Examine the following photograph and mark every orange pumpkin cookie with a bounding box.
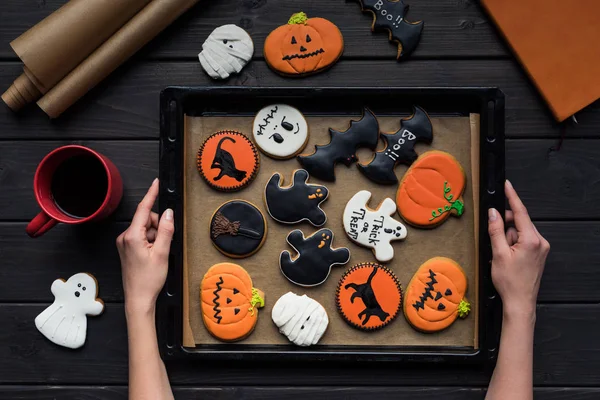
[200,263,265,342]
[197,130,259,192]
[336,263,402,331]
[404,257,470,333]
[396,150,466,228]
[264,12,344,77]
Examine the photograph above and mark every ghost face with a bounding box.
[253,104,308,158]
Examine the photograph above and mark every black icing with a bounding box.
[210,136,247,182]
[280,228,350,286]
[265,169,329,226]
[345,267,390,325]
[412,269,437,311]
[298,108,379,181]
[435,291,442,301]
[445,288,452,296]
[437,303,446,311]
[358,106,433,184]
[210,200,266,257]
[234,308,240,315]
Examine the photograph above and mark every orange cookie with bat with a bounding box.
[396,150,466,228]
[403,257,470,333]
[200,263,265,342]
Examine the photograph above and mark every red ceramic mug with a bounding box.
[26,145,123,238]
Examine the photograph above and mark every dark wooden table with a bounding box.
[1,0,599,398]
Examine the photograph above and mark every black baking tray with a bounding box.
[158,87,505,364]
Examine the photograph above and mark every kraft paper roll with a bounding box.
[38,0,201,119]
[2,0,153,111]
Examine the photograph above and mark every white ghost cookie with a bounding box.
[343,190,407,262]
[198,25,254,80]
[253,104,309,159]
[35,273,104,349]
[272,292,328,346]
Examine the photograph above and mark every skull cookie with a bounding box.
[272,292,328,346]
[34,273,104,349]
[253,104,309,159]
[198,25,254,80]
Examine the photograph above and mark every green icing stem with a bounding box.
[429,181,465,221]
[249,288,265,316]
[288,12,308,25]
[458,299,471,318]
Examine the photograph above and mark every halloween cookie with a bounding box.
[253,104,309,159]
[336,263,402,331]
[200,263,265,342]
[358,106,433,184]
[35,273,104,349]
[264,12,344,77]
[280,228,350,287]
[265,169,329,227]
[197,130,259,192]
[198,25,254,80]
[298,108,380,181]
[396,150,466,228]
[404,257,470,333]
[343,190,407,263]
[272,292,329,346]
[210,200,267,258]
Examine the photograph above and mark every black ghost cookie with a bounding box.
[264,169,329,227]
[297,108,380,182]
[280,228,350,287]
[358,106,433,184]
[210,200,267,258]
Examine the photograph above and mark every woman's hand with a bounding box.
[488,180,550,319]
[117,179,174,316]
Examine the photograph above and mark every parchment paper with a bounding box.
[182,114,480,348]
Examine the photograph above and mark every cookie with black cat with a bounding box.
[197,130,260,192]
[336,262,402,331]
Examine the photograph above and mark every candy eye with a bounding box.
[291,36,297,45]
[82,287,86,291]
[78,283,81,288]
[306,34,312,43]
[223,40,228,44]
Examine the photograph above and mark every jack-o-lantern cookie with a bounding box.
[396,150,466,228]
[404,257,470,333]
[264,12,344,77]
[197,131,260,192]
[336,263,402,331]
[253,104,309,159]
[201,263,265,342]
[272,292,329,346]
[210,200,267,258]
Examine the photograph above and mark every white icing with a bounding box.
[198,25,254,80]
[271,292,328,346]
[343,190,407,262]
[34,273,104,349]
[253,104,308,158]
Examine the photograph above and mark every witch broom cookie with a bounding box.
[404,257,470,333]
[280,228,350,287]
[201,263,265,342]
[343,190,407,262]
[272,292,328,346]
[210,200,267,258]
[253,104,309,159]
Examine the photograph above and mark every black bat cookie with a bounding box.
[354,0,424,59]
[297,108,379,182]
[265,169,329,227]
[280,229,351,287]
[358,106,433,184]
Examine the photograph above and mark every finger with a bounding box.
[488,208,510,258]
[131,179,159,230]
[505,180,536,236]
[505,210,514,224]
[147,228,158,243]
[146,212,159,230]
[506,227,518,246]
[153,209,175,259]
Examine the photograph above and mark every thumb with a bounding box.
[488,208,510,258]
[154,209,175,259]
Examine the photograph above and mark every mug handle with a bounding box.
[26,212,58,238]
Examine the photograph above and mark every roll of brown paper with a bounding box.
[38,0,201,119]
[1,0,153,111]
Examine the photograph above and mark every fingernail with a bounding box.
[505,179,513,189]
[153,178,159,185]
[488,208,497,221]
[165,209,173,221]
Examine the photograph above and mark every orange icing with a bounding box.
[403,257,468,333]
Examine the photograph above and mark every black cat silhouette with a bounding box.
[211,137,247,182]
[344,267,390,325]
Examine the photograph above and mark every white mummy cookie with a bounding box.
[34,273,104,349]
[343,190,407,262]
[253,104,309,159]
[272,292,328,346]
[198,25,254,80]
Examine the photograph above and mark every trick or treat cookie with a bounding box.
[35,273,104,349]
[343,190,407,263]
[252,104,309,159]
[352,0,424,59]
[396,150,466,228]
[264,169,329,227]
[210,200,267,258]
[298,108,380,181]
[358,106,433,184]
[404,257,470,333]
[264,12,344,77]
[200,262,265,342]
[197,130,259,192]
[272,292,329,346]
[198,25,254,80]
[336,263,402,331]
[280,228,350,287]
